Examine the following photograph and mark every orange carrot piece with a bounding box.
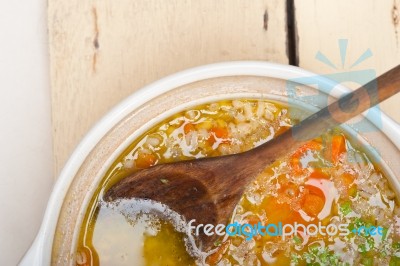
[208,127,230,144]
[206,240,230,265]
[340,172,355,186]
[331,134,346,163]
[290,156,303,175]
[338,172,356,196]
[290,140,323,175]
[292,140,323,158]
[302,193,325,217]
[183,123,196,134]
[212,127,229,138]
[309,169,330,180]
[135,153,157,168]
[301,184,325,217]
[263,196,302,224]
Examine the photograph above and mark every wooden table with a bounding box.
[49,0,400,175]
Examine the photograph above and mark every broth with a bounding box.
[76,99,400,265]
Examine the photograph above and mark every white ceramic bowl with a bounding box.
[20,61,400,265]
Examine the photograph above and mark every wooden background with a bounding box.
[49,0,400,175]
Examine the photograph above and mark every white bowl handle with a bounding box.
[18,233,43,266]
[382,116,400,150]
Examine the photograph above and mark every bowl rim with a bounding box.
[20,61,400,265]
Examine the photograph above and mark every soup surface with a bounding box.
[76,99,400,265]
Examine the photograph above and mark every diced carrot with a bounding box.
[305,184,325,199]
[290,140,323,175]
[340,172,355,186]
[135,153,157,168]
[292,140,323,158]
[275,181,325,218]
[301,185,325,217]
[309,169,330,180]
[302,194,325,217]
[264,197,302,224]
[206,240,230,265]
[290,156,304,175]
[331,134,346,163]
[211,126,229,138]
[208,127,230,144]
[183,123,196,134]
[337,172,356,196]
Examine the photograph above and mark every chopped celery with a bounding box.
[340,201,352,216]
[361,257,373,266]
[293,235,302,245]
[390,256,400,266]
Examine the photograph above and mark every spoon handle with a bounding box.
[247,65,400,162]
[293,64,400,141]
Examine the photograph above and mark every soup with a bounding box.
[76,99,400,265]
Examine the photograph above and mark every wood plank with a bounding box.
[49,0,289,176]
[295,0,400,122]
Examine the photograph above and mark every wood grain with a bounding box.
[48,0,289,176]
[295,0,400,122]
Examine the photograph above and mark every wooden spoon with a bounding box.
[105,65,400,251]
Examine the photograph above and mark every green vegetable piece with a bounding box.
[359,244,368,253]
[381,227,389,240]
[301,245,345,265]
[390,256,400,266]
[354,218,364,227]
[290,253,300,264]
[366,236,375,250]
[309,243,320,254]
[361,257,373,266]
[293,235,302,245]
[213,240,221,247]
[340,201,352,216]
